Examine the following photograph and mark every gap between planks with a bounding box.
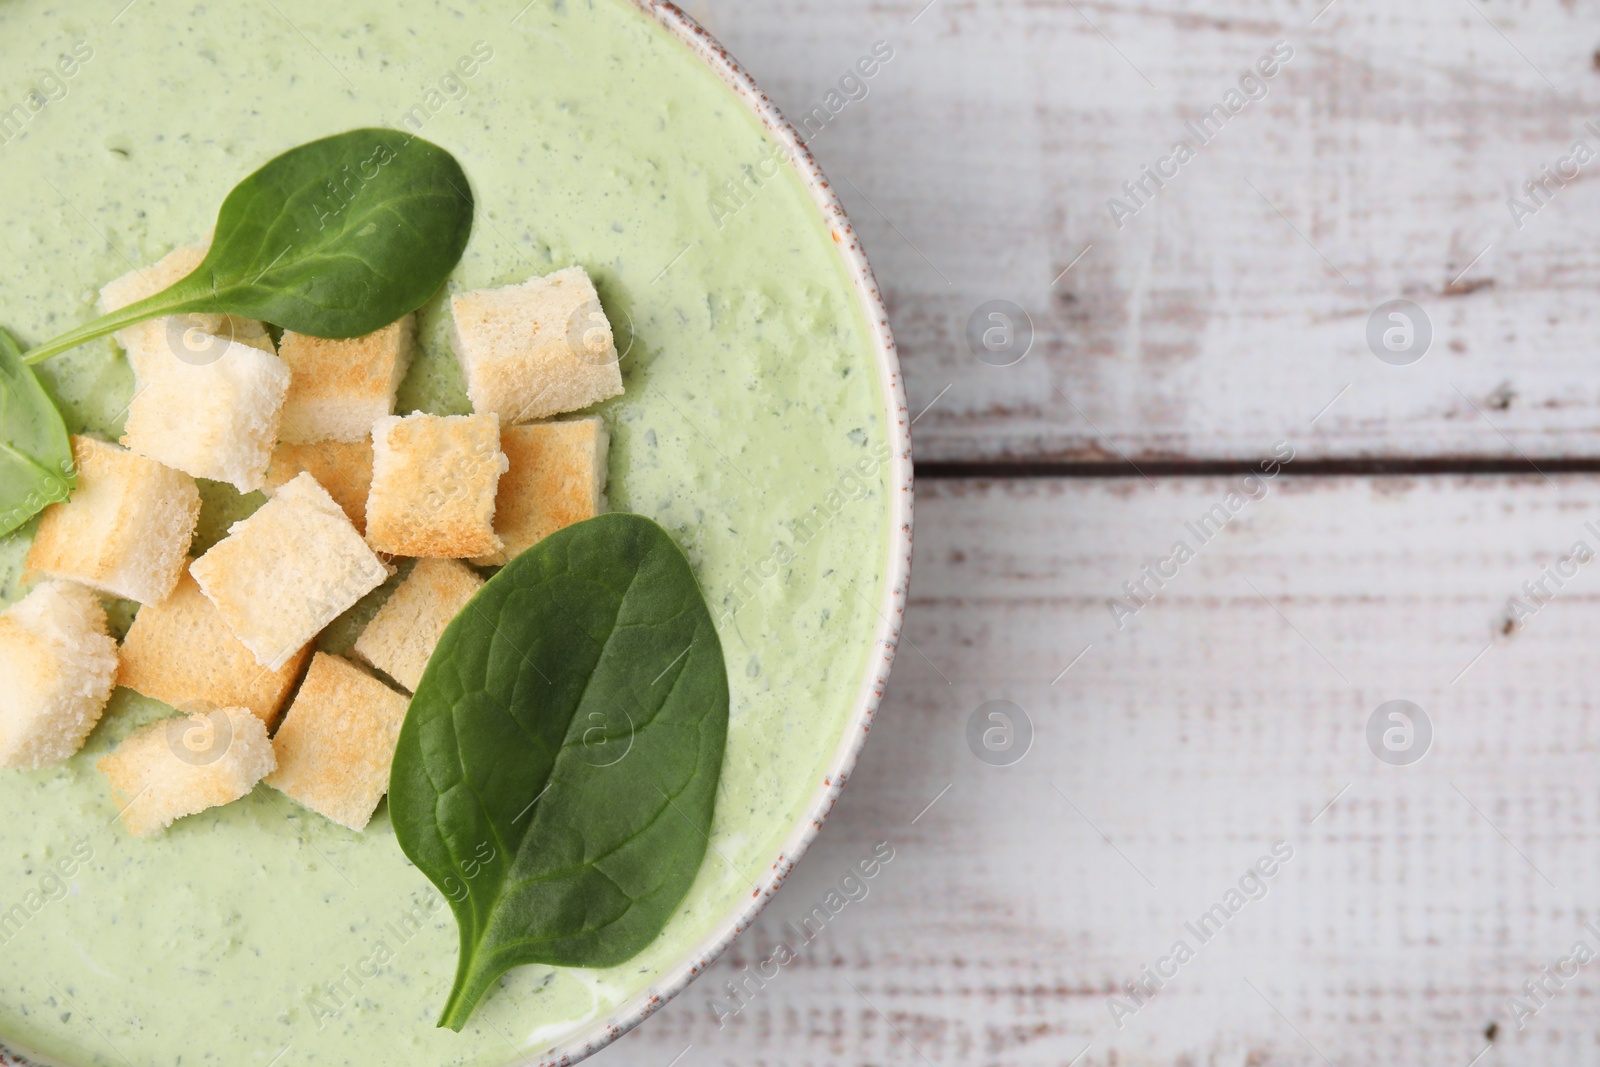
[916,457,1600,480]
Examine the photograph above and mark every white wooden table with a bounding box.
[598,2,1600,1063]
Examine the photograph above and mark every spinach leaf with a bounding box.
[0,327,74,538]
[23,129,473,365]
[389,513,730,1031]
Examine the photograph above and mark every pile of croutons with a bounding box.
[0,244,622,838]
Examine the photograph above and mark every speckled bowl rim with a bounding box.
[0,3,909,1065]
[520,4,912,1064]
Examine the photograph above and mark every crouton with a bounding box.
[266,653,408,831]
[352,559,483,692]
[264,439,374,534]
[117,569,312,729]
[365,413,508,558]
[449,267,624,424]
[120,336,291,493]
[98,243,274,378]
[190,473,390,671]
[0,582,118,769]
[26,436,200,605]
[472,416,609,567]
[277,317,415,444]
[98,243,204,329]
[97,707,275,837]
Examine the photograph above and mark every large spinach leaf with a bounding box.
[389,513,730,1030]
[23,128,473,364]
[0,327,74,538]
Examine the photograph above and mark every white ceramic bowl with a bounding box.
[0,4,910,1064]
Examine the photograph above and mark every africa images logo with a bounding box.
[0,40,94,148]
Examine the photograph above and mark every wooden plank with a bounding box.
[696,0,1600,463]
[591,475,1600,1065]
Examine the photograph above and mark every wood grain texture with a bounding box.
[695,0,1600,463]
[590,476,1600,1066]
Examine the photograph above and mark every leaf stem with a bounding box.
[21,284,213,365]
[438,947,498,1032]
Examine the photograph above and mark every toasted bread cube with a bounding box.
[352,559,483,692]
[266,653,408,831]
[0,582,118,769]
[97,707,275,837]
[278,317,415,444]
[472,417,610,567]
[117,570,311,729]
[26,436,200,605]
[191,473,389,671]
[449,266,624,424]
[365,413,508,558]
[264,440,374,534]
[120,336,291,493]
[99,243,274,378]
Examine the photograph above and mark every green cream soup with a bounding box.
[0,1,891,1063]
